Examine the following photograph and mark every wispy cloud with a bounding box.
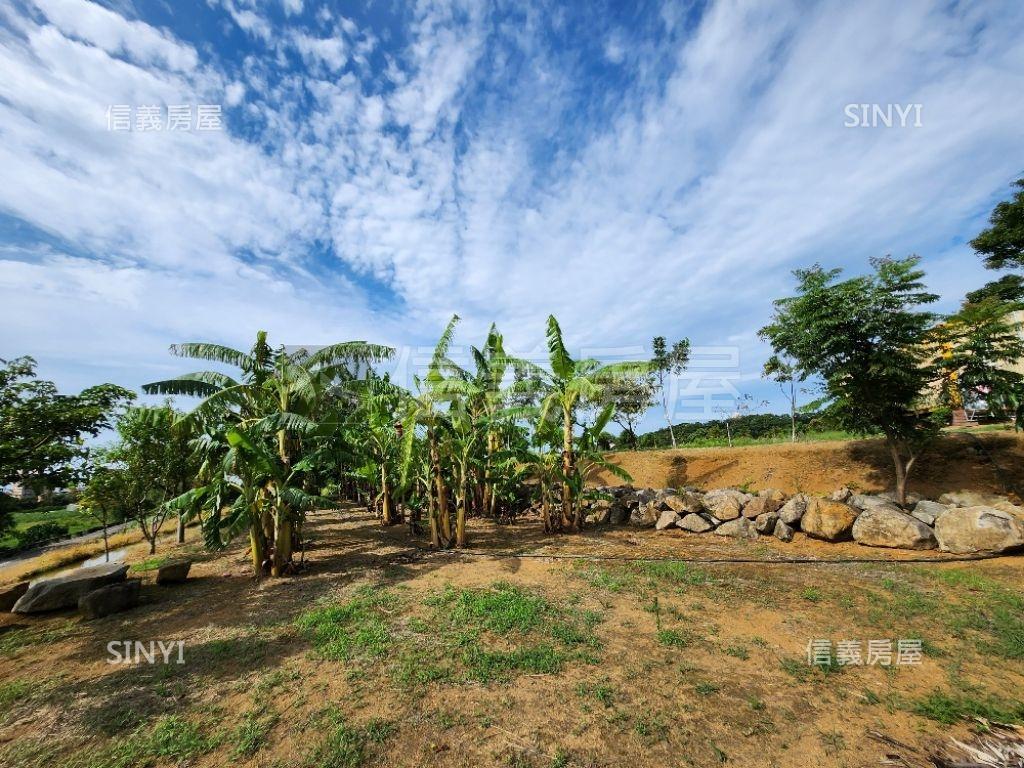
[1,0,1022,423]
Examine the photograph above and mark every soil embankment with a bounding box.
[594,432,1024,499]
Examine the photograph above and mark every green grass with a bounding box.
[306,708,395,768]
[0,620,76,657]
[231,708,279,758]
[632,560,714,586]
[301,582,603,687]
[910,691,1024,725]
[130,556,169,573]
[930,569,1024,660]
[296,586,398,661]
[0,679,32,712]
[656,628,692,648]
[576,680,616,707]
[0,505,105,550]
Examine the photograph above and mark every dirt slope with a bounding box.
[594,432,1024,499]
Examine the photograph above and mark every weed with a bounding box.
[910,691,1024,725]
[695,682,720,696]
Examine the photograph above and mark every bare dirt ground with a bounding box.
[595,432,1024,499]
[1,502,1023,768]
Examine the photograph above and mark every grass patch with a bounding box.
[130,556,169,573]
[910,691,1024,725]
[0,620,76,657]
[932,569,1024,660]
[632,560,713,586]
[296,586,398,661]
[306,708,395,768]
[0,679,32,713]
[656,628,692,648]
[232,707,279,758]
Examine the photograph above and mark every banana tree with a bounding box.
[537,315,648,532]
[145,331,392,576]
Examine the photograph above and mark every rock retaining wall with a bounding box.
[574,486,1024,555]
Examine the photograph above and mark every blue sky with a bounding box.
[1,0,1023,432]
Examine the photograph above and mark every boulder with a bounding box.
[800,499,859,542]
[678,513,714,533]
[629,501,659,527]
[703,491,744,521]
[655,511,681,531]
[829,487,853,503]
[851,506,938,550]
[743,495,782,520]
[773,520,795,542]
[778,494,808,525]
[0,581,30,612]
[877,490,922,506]
[714,517,758,540]
[754,510,779,535]
[934,506,1024,554]
[79,579,141,620]
[586,499,613,525]
[13,563,129,614]
[760,488,789,504]
[850,494,899,511]
[663,491,704,515]
[937,490,1006,508]
[911,500,947,527]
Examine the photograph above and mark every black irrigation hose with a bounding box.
[391,544,1013,566]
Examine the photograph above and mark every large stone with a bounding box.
[937,490,1006,508]
[851,506,938,550]
[79,579,141,620]
[663,491,704,515]
[850,494,900,511]
[934,506,1024,554]
[0,581,30,612]
[13,563,129,614]
[714,517,759,540]
[911,500,948,527]
[773,520,795,542]
[703,491,744,521]
[743,496,782,520]
[877,490,922,506]
[678,513,714,533]
[655,511,681,531]
[829,487,853,503]
[156,560,192,585]
[778,494,808,525]
[630,501,660,527]
[760,488,789,504]
[754,510,779,535]
[800,499,859,542]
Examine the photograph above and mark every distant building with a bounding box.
[7,482,37,502]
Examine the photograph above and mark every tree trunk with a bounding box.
[886,435,911,507]
[427,487,440,547]
[271,511,293,577]
[249,525,266,577]
[429,433,450,546]
[789,380,797,442]
[456,477,467,548]
[176,513,186,544]
[561,404,575,531]
[662,388,677,449]
[380,465,396,526]
[102,523,110,562]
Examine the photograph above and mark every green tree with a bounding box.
[0,356,133,533]
[759,256,941,505]
[935,297,1024,426]
[104,405,197,555]
[762,355,809,442]
[650,336,691,449]
[971,178,1024,270]
[538,316,645,531]
[603,375,657,449]
[144,332,391,575]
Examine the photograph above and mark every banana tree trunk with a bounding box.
[456,475,468,548]
[561,403,574,531]
[271,507,293,577]
[429,432,451,546]
[427,484,440,547]
[380,464,396,526]
[249,524,267,577]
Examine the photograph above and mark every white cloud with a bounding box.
[2,0,1024,424]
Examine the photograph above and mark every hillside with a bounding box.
[593,431,1024,499]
